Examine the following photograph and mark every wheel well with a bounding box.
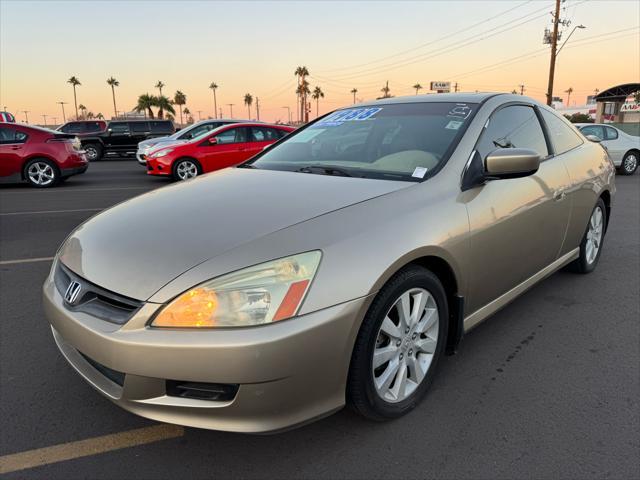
[21,156,60,180]
[600,190,611,232]
[407,256,463,354]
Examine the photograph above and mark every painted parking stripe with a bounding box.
[0,207,104,216]
[0,256,54,265]
[0,424,184,474]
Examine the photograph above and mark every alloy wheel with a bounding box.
[176,160,198,180]
[585,206,604,265]
[27,161,55,186]
[85,146,98,161]
[372,288,439,403]
[623,153,638,174]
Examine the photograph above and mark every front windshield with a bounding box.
[249,102,477,181]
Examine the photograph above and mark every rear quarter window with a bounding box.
[150,121,174,134]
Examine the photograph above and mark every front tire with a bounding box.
[618,150,638,175]
[172,158,201,181]
[84,143,103,161]
[24,158,59,188]
[568,198,607,274]
[347,265,448,421]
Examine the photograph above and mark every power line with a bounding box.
[316,0,534,74]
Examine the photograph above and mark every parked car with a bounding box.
[137,119,249,166]
[0,123,88,187]
[78,119,174,161]
[146,123,294,180]
[0,111,16,123]
[576,123,640,175]
[57,120,108,136]
[44,93,615,432]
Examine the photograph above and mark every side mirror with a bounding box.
[208,137,218,145]
[485,148,540,179]
[585,134,602,143]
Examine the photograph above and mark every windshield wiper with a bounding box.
[295,165,353,177]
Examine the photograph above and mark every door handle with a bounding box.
[10,146,22,150]
[553,190,566,202]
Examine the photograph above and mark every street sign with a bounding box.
[430,81,451,93]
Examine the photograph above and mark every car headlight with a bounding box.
[149,148,173,158]
[151,251,321,328]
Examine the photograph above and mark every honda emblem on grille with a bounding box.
[64,281,82,305]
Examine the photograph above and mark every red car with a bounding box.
[0,123,88,187]
[146,123,294,180]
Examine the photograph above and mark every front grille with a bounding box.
[55,262,142,325]
[80,352,125,386]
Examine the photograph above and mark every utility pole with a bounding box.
[519,84,525,95]
[545,0,561,106]
[57,101,68,122]
[22,111,29,123]
[219,107,223,118]
[52,116,58,125]
[41,114,48,125]
[227,104,234,118]
[197,110,203,121]
[454,82,459,93]
[255,97,260,121]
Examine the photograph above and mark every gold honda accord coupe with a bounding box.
[44,93,615,433]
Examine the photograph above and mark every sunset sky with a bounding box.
[1,0,638,124]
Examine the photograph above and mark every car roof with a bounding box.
[355,92,504,108]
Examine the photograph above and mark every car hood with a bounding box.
[58,168,410,300]
[139,136,178,149]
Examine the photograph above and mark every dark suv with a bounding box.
[76,120,175,161]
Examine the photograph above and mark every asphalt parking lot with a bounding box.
[0,161,638,479]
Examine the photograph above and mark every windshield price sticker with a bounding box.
[445,120,463,130]
[447,104,472,120]
[412,166,428,178]
[315,107,382,127]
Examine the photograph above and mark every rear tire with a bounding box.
[172,158,201,181]
[24,158,59,188]
[568,198,607,274]
[618,150,638,175]
[347,265,448,421]
[84,143,103,161]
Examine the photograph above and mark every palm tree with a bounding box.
[173,91,187,125]
[107,77,119,118]
[413,83,423,95]
[380,81,391,98]
[134,93,156,118]
[294,66,310,122]
[78,104,87,119]
[244,93,253,119]
[67,76,81,120]
[350,88,358,104]
[155,80,165,96]
[565,87,574,106]
[183,107,192,124]
[96,113,104,119]
[312,86,324,118]
[209,82,219,119]
[87,111,95,119]
[154,95,175,119]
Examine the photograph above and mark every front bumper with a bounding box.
[43,270,370,433]
[145,157,172,176]
[136,151,147,165]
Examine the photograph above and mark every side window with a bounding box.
[580,125,604,140]
[250,127,282,142]
[0,127,28,144]
[277,128,290,139]
[215,127,246,144]
[62,123,84,134]
[182,124,213,140]
[150,121,171,134]
[130,122,149,133]
[109,122,129,133]
[539,109,583,155]
[604,127,619,140]
[85,122,104,132]
[476,105,549,159]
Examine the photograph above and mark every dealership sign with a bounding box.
[620,94,640,113]
[430,81,451,92]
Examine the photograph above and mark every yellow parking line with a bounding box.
[0,424,184,474]
[0,256,54,265]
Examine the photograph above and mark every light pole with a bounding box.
[41,114,48,126]
[57,101,68,122]
[227,104,234,118]
[22,111,30,123]
[556,24,586,56]
[52,116,58,125]
[282,106,291,124]
[197,110,203,121]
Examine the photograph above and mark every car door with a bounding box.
[129,122,150,149]
[602,126,625,165]
[0,126,28,178]
[464,104,572,313]
[105,122,130,151]
[197,127,249,172]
